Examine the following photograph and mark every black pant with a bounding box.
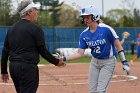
[9,62,39,93]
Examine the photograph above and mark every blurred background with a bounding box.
[0,0,140,53]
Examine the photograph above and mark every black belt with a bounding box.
[95,57,108,59]
[93,56,114,59]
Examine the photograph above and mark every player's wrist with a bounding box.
[122,60,129,66]
[118,50,126,62]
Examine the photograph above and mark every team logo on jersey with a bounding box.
[83,36,89,41]
[99,34,103,36]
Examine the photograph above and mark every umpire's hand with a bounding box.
[56,58,66,67]
[1,74,9,83]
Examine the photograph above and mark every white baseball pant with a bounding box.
[89,56,116,93]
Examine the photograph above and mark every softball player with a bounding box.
[62,5,130,93]
[130,33,140,65]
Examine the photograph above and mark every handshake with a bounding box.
[53,53,66,67]
[122,61,130,75]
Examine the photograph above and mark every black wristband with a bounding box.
[122,60,128,65]
[118,50,126,62]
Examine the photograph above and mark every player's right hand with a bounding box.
[122,61,130,75]
[56,58,66,67]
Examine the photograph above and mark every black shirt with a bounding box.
[1,19,59,74]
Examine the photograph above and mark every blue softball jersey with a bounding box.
[78,23,119,59]
[137,38,140,57]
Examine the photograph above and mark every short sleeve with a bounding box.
[78,33,88,49]
[107,27,118,43]
[138,38,140,42]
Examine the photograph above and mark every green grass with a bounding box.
[40,53,140,64]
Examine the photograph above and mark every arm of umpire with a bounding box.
[34,26,65,67]
[63,48,85,61]
[37,45,66,67]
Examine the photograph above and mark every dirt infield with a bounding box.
[0,62,140,93]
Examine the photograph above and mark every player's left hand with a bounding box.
[122,61,130,75]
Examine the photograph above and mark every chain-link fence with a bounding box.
[0,27,140,54]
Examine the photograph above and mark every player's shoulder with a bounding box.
[99,23,111,29]
[82,27,89,33]
[98,23,115,32]
[79,27,89,37]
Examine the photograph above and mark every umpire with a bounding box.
[1,0,65,93]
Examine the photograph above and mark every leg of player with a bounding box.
[89,57,116,93]
[89,57,100,92]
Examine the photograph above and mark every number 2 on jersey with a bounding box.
[94,46,101,53]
